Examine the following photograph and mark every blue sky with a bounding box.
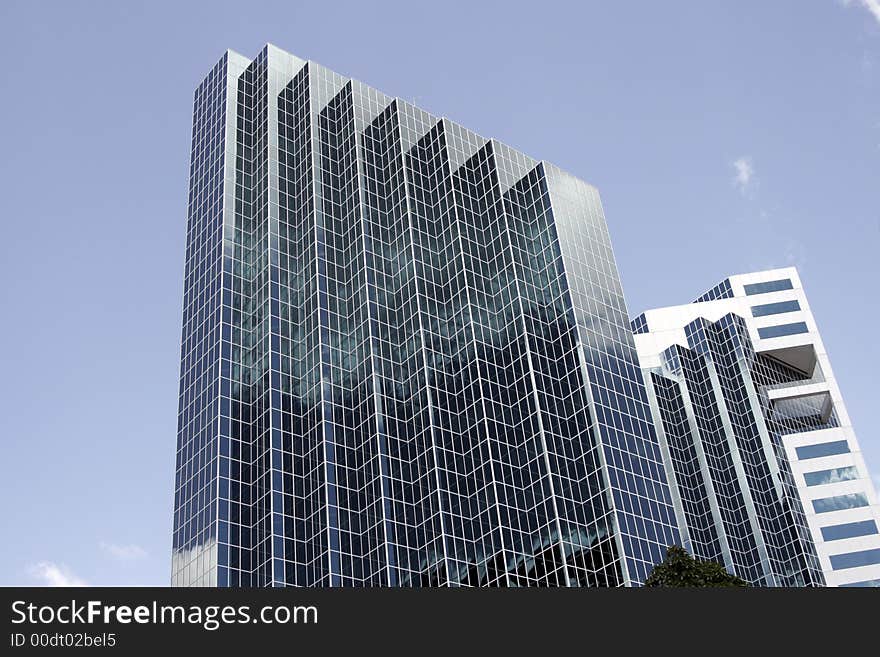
[0,1,877,586]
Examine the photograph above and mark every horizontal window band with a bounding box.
[796,440,850,460]
[804,466,859,486]
[757,322,808,339]
[821,520,878,542]
[830,548,880,571]
[840,578,880,587]
[813,493,869,514]
[744,278,794,295]
[751,299,801,317]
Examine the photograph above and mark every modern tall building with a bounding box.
[172,44,681,587]
[633,268,880,587]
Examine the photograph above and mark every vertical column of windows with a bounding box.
[173,56,229,587]
[542,167,679,584]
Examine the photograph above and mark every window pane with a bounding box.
[751,300,801,317]
[821,520,878,541]
[804,466,859,486]
[830,548,880,571]
[796,440,850,460]
[758,322,808,339]
[812,493,869,514]
[744,278,793,295]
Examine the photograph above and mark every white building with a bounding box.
[633,267,880,587]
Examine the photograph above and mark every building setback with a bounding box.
[172,44,680,587]
[634,268,880,587]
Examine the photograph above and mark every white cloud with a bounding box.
[842,0,880,25]
[732,156,756,195]
[28,562,88,587]
[100,542,148,562]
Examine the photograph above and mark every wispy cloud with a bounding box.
[28,562,88,587]
[732,156,756,196]
[841,0,880,26]
[100,542,148,562]
[782,239,808,269]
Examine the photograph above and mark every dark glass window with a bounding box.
[830,548,880,571]
[796,440,850,460]
[757,322,808,339]
[693,279,733,303]
[631,313,648,335]
[744,278,794,295]
[750,300,801,317]
[820,520,878,541]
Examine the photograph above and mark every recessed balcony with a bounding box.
[767,383,834,424]
[760,343,817,378]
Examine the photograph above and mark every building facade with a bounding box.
[172,44,681,587]
[634,268,880,587]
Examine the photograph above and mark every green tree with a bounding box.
[645,546,749,587]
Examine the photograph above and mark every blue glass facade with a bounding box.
[172,45,680,587]
[172,53,244,587]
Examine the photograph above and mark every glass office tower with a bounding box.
[172,44,680,587]
[634,268,880,587]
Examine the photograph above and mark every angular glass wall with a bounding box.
[173,44,680,587]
